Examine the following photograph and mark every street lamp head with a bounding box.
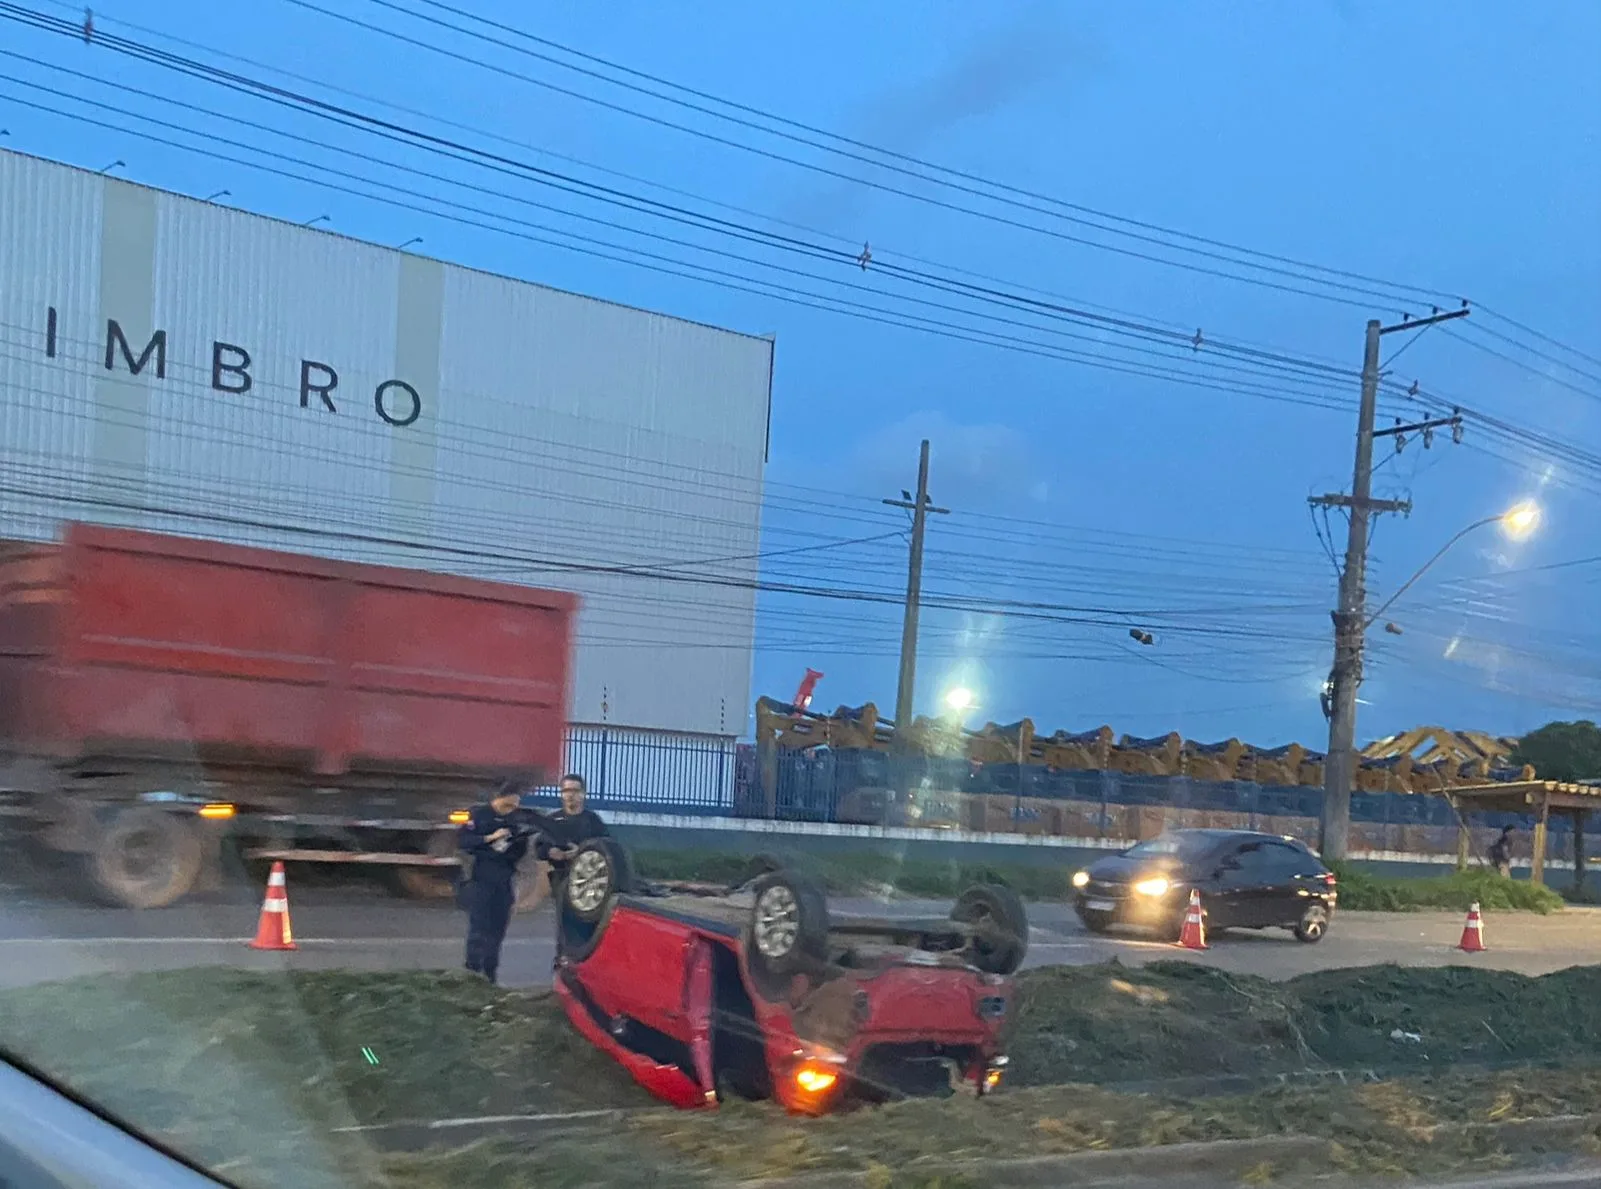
[943,686,974,712]
[1500,499,1540,541]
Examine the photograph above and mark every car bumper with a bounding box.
[1074,888,1183,927]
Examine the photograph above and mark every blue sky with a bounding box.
[3,0,1598,749]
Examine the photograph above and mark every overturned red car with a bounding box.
[550,840,1027,1113]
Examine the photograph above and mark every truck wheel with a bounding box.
[952,884,1029,975]
[394,830,460,900]
[88,807,203,909]
[744,871,829,998]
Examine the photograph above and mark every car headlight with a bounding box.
[1132,876,1171,897]
[1071,870,1090,888]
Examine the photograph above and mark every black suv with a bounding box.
[1071,829,1336,943]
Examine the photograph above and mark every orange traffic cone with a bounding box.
[249,861,297,951]
[1458,901,1486,953]
[1176,889,1207,950]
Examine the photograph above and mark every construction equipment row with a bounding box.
[754,698,1533,794]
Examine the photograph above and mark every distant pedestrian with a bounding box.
[537,774,609,958]
[1488,824,1516,878]
[457,780,530,984]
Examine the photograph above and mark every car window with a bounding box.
[1259,841,1316,878]
[1125,834,1214,861]
[1227,842,1269,874]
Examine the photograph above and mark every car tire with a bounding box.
[744,871,829,996]
[952,884,1029,975]
[1294,904,1329,944]
[563,838,634,924]
[1076,907,1114,934]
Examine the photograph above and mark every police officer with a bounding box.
[537,774,609,956]
[458,780,530,984]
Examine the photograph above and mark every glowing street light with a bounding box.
[943,686,975,713]
[1500,499,1540,541]
[1366,499,1543,628]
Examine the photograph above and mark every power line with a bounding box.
[0,82,1394,422]
[0,21,1383,396]
[313,0,1459,310]
[8,2,1590,463]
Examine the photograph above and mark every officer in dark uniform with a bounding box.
[536,773,609,957]
[457,780,531,984]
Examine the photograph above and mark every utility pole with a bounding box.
[884,439,949,739]
[1309,306,1469,860]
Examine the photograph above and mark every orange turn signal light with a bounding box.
[985,1068,1004,1090]
[448,810,471,825]
[794,1063,838,1094]
[197,802,236,820]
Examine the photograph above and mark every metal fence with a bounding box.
[519,733,1575,862]
[728,748,1575,859]
[534,725,739,814]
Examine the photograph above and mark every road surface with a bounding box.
[4,859,1601,989]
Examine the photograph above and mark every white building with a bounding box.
[0,148,774,758]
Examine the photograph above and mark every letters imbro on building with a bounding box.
[43,305,424,428]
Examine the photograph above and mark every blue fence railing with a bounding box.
[729,749,1574,850]
[522,734,1569,853]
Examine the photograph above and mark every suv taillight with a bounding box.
[1323,872,1337,887]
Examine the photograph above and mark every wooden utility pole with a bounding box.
[1310,307,1468,860]
[884,439,948,739]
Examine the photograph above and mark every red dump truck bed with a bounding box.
[0,523,577,780]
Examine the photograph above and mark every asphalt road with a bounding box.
[5,864,1601,990]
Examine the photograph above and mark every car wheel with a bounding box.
[952,884,1030,975]
[564,839,634,924]
[744,871,829,996]
[1076,907,1114,934]
[1294,904,1329,943]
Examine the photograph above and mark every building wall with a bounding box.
[0,149,773,738]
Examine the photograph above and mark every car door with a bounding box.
[1207,841,1263,927]
[1257,841,1326,926]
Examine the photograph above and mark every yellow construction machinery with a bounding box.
[754,697,1533,794]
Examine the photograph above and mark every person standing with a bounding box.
[457,780,530,984]
[537,774,609,955]
[1489,824,1516,879]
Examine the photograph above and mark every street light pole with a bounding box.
[1311,306,1471,861]
[885,441,949,744]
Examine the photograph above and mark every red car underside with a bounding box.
[553,894,1011,1112]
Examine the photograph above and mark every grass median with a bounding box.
[631,845,1567,913]
[1329,861,1565,913]
[7,962,1601,1186]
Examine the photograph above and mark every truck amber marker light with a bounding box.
[448,810,471,825]
[197,803,236,819]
